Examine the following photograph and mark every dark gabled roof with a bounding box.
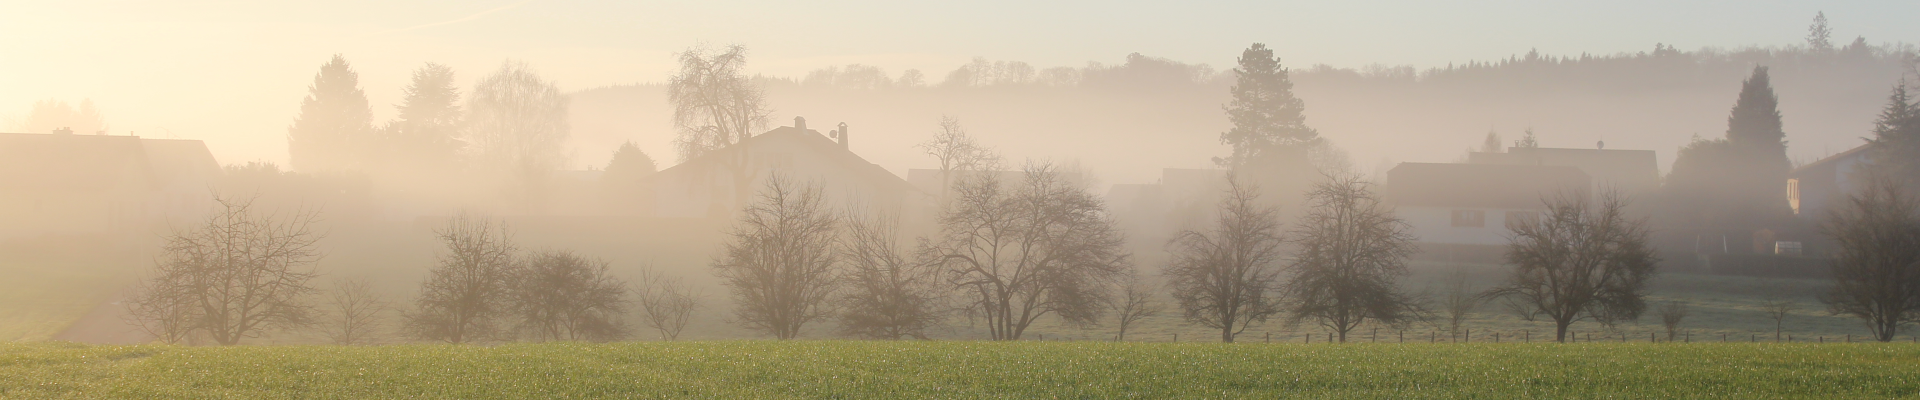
[1387,162,1591,209]
[652,125,920,194]
[0,132,220,193]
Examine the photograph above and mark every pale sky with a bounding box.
[3,0,1916,168]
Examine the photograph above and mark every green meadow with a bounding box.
[3,341,1916,399]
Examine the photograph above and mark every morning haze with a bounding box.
[4,2,1920,398]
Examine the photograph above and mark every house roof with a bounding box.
[0,132,220,193]
[1468,147,1659,192]
[1790,142,1873,178]
[652,124,920,194]
[1387,162,1591,209]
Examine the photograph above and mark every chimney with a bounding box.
[794,116,807,130]
[53,127,73,135]
[836,122,849,149]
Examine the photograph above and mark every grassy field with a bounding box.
[2,341,1917,399]
[0,237,142,342]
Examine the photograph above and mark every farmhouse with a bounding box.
[1787,142,1872,220]
[1387,162,1590,262]
[637,117,928,220]
[0,130,220,244]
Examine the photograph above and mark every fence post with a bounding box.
[1305,333,1310,344]
[1171,333,1176,343]
[1494,332,1500,343]
[1650,332,1655,342]
[1265,332,1270,343]
[1465,329,1470,343]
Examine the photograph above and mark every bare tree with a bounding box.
[714,176,840,339]
[930,163,1130,340]
[126,196,322,345]
[1163,177,1285,342]
[1440,268,1480,338]
[635,267,701,341]
[669,44,773,212]
[1487,191,1659,342]
[1819,176,1920,341]
[916,115,1000,198]
[404,214,517,343]
[1282,175,1425,342]
[321,277,390,345]
[511,250,630,342]
[465,61,571,212]
[1659,300,1689,341]
[1760,294,1797,341]
[837,211,946,340]
[1111,267,1161,342]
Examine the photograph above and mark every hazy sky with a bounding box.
[3,0,1915,168]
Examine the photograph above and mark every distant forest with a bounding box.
[572,39,1917,186]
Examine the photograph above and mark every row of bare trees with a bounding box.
[129,203,701,345]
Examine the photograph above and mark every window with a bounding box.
[1451,210,1485,227]
[1504,211,1540,229]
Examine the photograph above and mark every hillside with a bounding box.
[569,45,1917,186]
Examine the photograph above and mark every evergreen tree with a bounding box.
[1864,82,1920,189]
[385,63,463,170]
[1661,67,1795,233]
[287,54,374,172]
[1724,66,1795,223]
[1480,130,1504,153]
[1217,43,1317,169]
[603,141,657,185]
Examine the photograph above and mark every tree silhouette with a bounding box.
[287,54,373,172]
[1488,191,1659,342]
[668,45,773,214]
[1819,176,1920,342]
[1282,175,1424,342]
[383,63,463,170]
[1863,82,1920,190]
[1217,43,1316,169]
[1164,177,1286,342]
[714,175,841,340]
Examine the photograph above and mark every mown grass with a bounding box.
[2,341,1915,399]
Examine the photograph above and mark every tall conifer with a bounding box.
[1218,43,1316,169]
[287,54,374,172]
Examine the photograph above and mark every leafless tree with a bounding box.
[1486,191,1659,342]
[714,176,840,339]
[511,250,630,342]
[916,115,1000,198]
[465,61,570,174]
[1760,294,1797,341]
[404,214,517,343]
[1819,176,1920,341]
[635,267,701,341]
[1111,267,1161,342]
[1282,175,1425,342]
[1440,268,1480,337]
[1163,177,1285,342]
[1659,300,1689,341]
[669,45,772,213]
[837,211,946,340]
[126,196,322,345]
[321,277,390,345]
[930,163,1130,340]
[465,61,571,212]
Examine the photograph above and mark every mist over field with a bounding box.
[5,7,1920,399]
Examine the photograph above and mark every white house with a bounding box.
[1387,162,1590,262]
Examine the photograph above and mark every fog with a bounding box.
[5,8,1919,345]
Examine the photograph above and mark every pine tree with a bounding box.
[1724,66,1794,224]
[603,141,657,184]
[1218,43,1317,169]
[1865,82,1920,189]
[288,54,374,172]
[1480,130,1504,153]
[385,63,463,170]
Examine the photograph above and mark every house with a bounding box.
[638,117,928,221]
[0,131,220,243]
[1788,142,1872,220]
[1467,146,1660,197]
[1103,168,1230,248]
[1387,162,1591,262]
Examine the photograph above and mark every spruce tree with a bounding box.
[386,63,463,169]
[287,54,374,172]
[1865,82,1920,188]
[1218,43,1316,169]
[1724,66,1794,225]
